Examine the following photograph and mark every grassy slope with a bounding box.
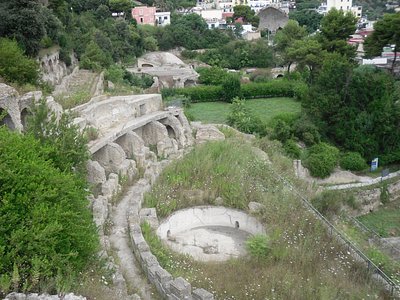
[185,97,301,124]
[143,137,389,299]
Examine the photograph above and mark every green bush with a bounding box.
[246,235,270,260]
[197,66,228,85]
[0,127,98,293]
[311,190,342,217]
[174,85,224,102]
[105,65,125,84]
[293,115,321,146]
[222,74,241,103]
[181,49,197,59]
[303,143,339,178]
[227,97,266,135]
[340,152,367,171]
[241,80,298,99]
[284,139,302,159]
[0,38,39,85]
[59,48,72,67]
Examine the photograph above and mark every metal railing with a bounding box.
[267,164,400,297]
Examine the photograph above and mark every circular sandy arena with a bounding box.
[156,206,265,261]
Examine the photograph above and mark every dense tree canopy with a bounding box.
[318,9,357,58]
[289,9,322,33]
[364,12,400,71]
[303,55,400,162]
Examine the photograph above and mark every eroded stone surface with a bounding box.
[157,206,265,261]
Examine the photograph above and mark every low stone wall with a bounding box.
[4,293,85,300]
[127,179,214,300]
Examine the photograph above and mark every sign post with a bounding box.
[371,158,379,172]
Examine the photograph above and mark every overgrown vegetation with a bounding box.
[0,106,98,296]
[142,138,389,298]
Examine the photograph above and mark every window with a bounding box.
[164,16,168,20]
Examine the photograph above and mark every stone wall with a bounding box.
[39,49,77,86]
[5,293,85,300]
[0,83,42,132]
[258,7,289,32]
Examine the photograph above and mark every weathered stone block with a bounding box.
[169,277,192,299]
[140,208,159,230]
[192,289,214,300]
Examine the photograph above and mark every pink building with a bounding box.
[131,6,156,25]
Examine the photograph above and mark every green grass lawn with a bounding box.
[357,203,400,237]
[185,97,301,124]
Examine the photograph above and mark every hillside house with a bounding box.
[132,7,170,26]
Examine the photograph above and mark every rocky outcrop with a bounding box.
[39,49,77,86]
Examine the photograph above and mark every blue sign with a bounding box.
[371,158,379,171]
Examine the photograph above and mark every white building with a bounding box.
[193,9,227,28]
[318,0,362,17]
[154,11,171,26]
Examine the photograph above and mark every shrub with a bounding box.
[303,143,339,178]
[340,152,367,171]
[271,119,293,143]
[0,127,98,293]
[293,115,321,146]
[0,38,39,85]
[176,85,224,102]
[222,74,241,103]
[246,235,270,260]
[197,66,228,85]
[181,49,197,59]
[227,97,266,135]
[311,190,342,217]
[241,80,296,99]
[59,48,72,67]
[105,65,125,84]
[284,139,302,159]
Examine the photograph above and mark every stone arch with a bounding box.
[184,79,196,87]
[159,116,186,149]
[142,63,154,68]
[276,74,284,78]
[0,107,16,130]
[165,125,176,139]
[20,108,30,131]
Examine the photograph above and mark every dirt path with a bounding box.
[109,183,156,300]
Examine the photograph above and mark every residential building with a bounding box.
[193,9,227,28]
[155,11,171,26]
[131,7,171,26]
[318,0,362,18]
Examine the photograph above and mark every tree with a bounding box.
[274,20,307,72]
[303,55,400,162]
[233,5,259,27]
[364,12,400,72]
[289,9,322,33]
[0,38,39,85]
[0,0,46,56]
[318,9,357,58]
[286,37,325,82]
[109,0,132,13]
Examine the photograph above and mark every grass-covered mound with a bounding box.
[143,136,389,299]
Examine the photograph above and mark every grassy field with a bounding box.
[357,202,400,237]
[185,97,301,124]
[143,136,390,299]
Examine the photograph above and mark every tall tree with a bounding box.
[233,5,259,27]
[318,8,357,58]
[289,9,323,33]
[364,12,400,72]
[274,20,307,72]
